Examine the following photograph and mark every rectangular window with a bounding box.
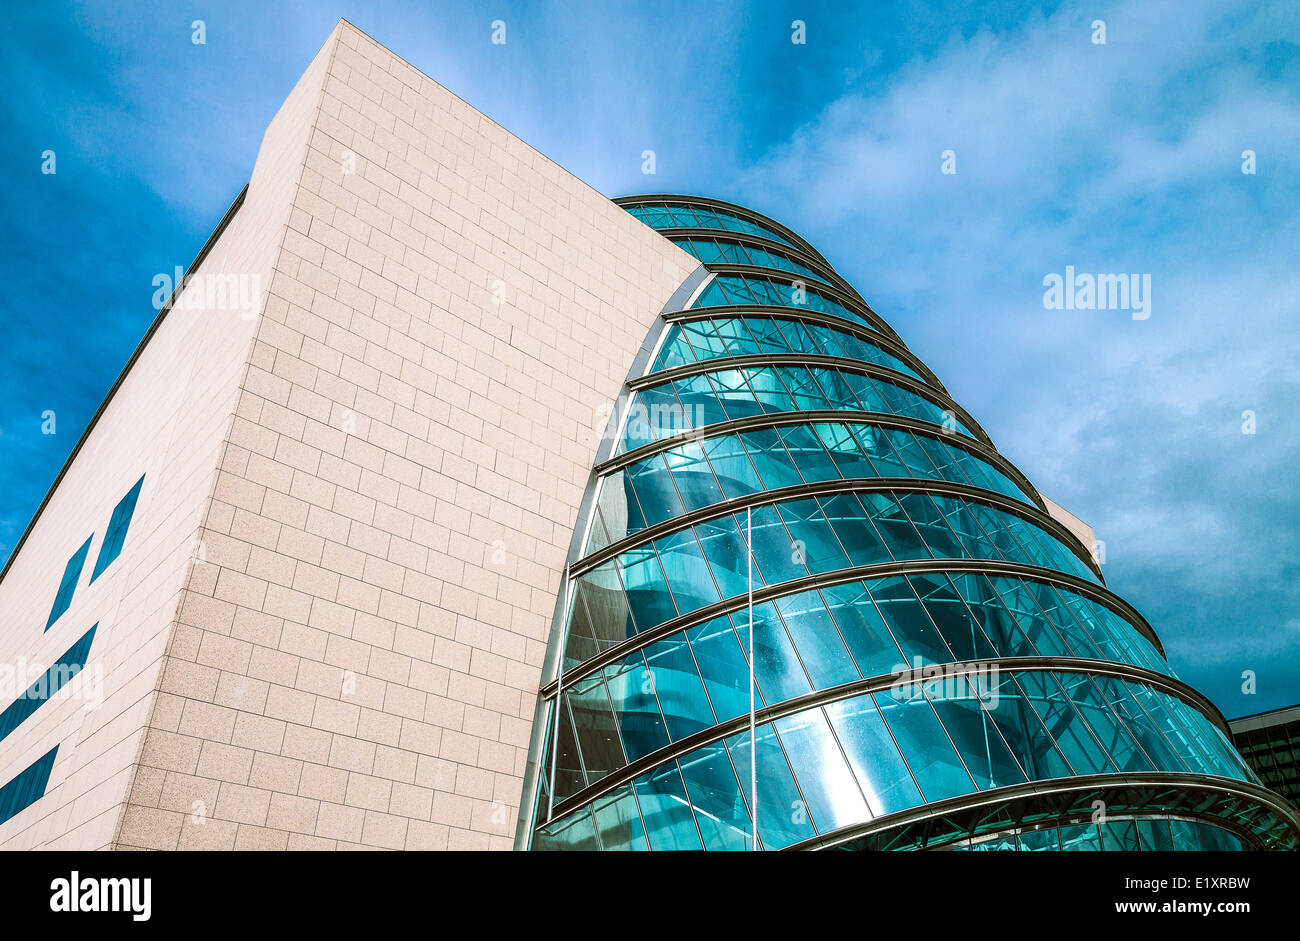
[46,536,93,631]
[0,746,58,826]
[0,625,97,744]
[90,475,145,582]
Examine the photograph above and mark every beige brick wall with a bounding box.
[104,20,696,850]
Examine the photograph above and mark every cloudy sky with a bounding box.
[2,0,1297,718]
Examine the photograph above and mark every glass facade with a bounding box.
[520,196,1300,851]
[1230,705,1300,808]
[618,362,976,454]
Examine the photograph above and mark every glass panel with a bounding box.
[824,696,924,815]
[774,710,871,832]
[686,615,757,722]
[642,633,714,741]
[591,785,647,851]
[678,742,750,850]
[632,763,704,850]
[604,651,670,762]
[773,589,860,689]
[740,427,804,491]
[567,674,625,786]
[975,671,1075,781]
[819,493,893,567]
[547,698,585,800]
[743,504,807,586]
[1015,670,1116,775]
[656,527,721,615]
[777,498,851,574]
[725,725,817,849]
[926,682,1028,791]
[734,603,811,704]
[618,545,676,632]
[626,454,682,528]
[535,806,599,850]
[820,581,908,679]
[1058,823,1103,850]
[907,572,998,662]
[662,442,722,513]
[1135,817,1174,850]
[868,576,953,666]
[695,514,752,601]
[701,434,763,499]
[874,690,977,802]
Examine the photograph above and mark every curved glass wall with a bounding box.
[588,420,1036,555]
[937,818,1247,851]
[626,201,804,251]
[618,363,975,454]
[668,236,834,287]
[651,316,925,382]
[546,573,1178,802]
[533,670,1255,851]
[519,195,1300,851]
[569,490,1101,651]
[695,273,875,332]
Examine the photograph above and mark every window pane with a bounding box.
[774,710,871,832]
[591,785,648,851]
[725,725,817,849]
[774,589,860,689]
[687,616,758,722]
[824,696,923,815]
[821,581,907,679]
[632,763,704,850]
[678,743,750,850]
[534,807,599,850]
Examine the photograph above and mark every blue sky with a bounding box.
[2,0,1297,718]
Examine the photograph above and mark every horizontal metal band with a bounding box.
[541,657,1234,826]
[570,476,1099,585]
[786,771,1300,852]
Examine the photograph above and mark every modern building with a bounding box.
[0,20,1294,852]
[1231,705,1300,809]
[513,197,1299,852]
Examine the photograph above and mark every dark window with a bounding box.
[0,625,97,744]
[91,475,145,582]
[0,747,58,826]
[46,537,92,631]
